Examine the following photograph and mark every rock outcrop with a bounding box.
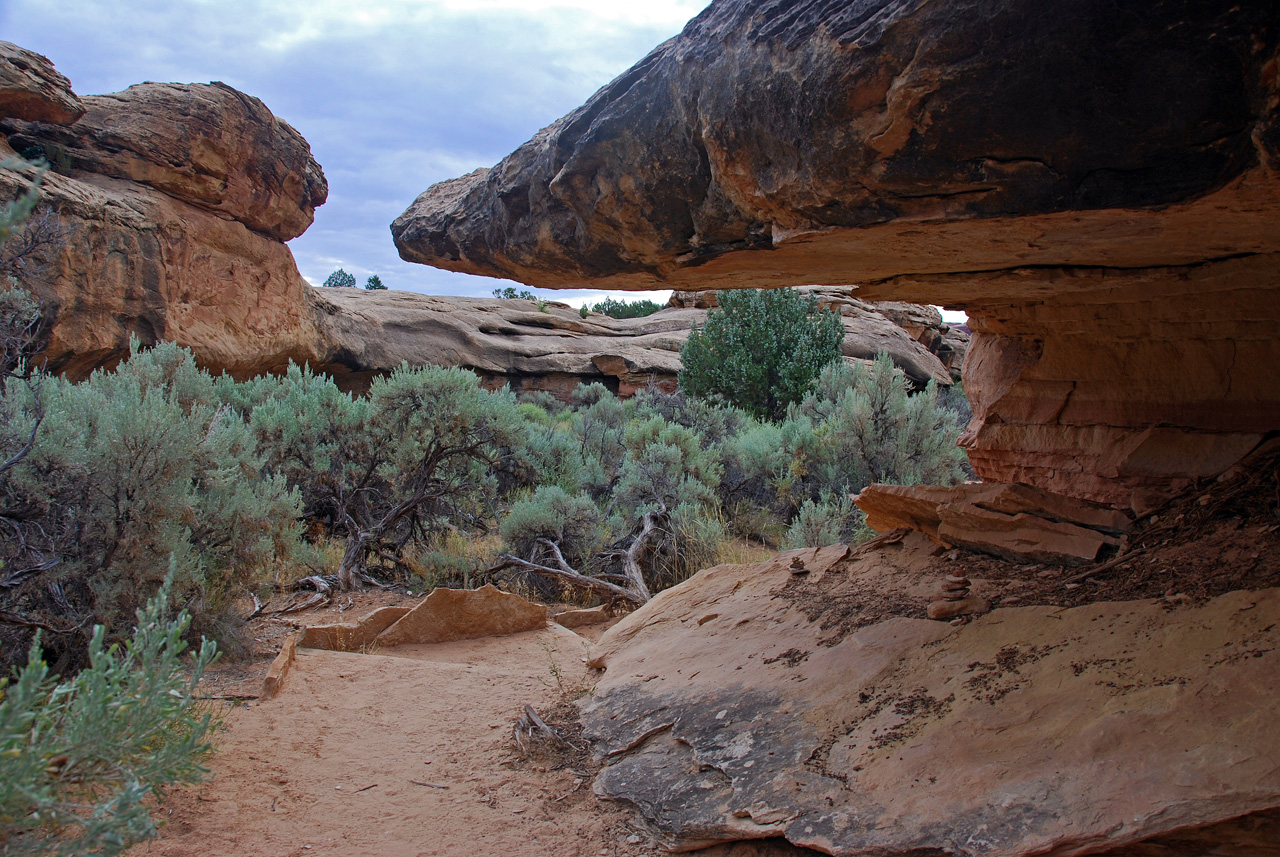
[583,543,1280,855]
[0,50,327,379]
[856,482,1132,565]
[308,287,959,396]
[392,0,1280,509]
[0,42,83,125]
[374,585,546,647]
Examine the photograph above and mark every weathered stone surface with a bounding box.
[857,482,1131,564]
[307,287,958,395]
[375,585,546,647]
[260,633,297,700]
[4,81,326,241]
[583,546,1280,855]
[393,0,1280,508]
[0,42,84,126]
[392,1,1279,290]
[0,72,327,380]
[554,604,614,629]
[299,605,411,652]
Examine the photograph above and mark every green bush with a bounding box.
[588,297,664,319]
[501,486,604,567]
[790,355,968,498]
[322,268,356,288]
[0,343,301,665]
[492,286,536,300]
[679,289,844,421]
[363,274,386,290]
[249,363,523,588]
[781,494,870,550]
[0,576,217,856]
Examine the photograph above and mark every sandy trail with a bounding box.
[134,623,661,857]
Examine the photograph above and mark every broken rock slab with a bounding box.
[856,482,1132,564]
[554,605,614,629]
[582,541,1280,856]
[375,585,546,647]
[300,605,411,652]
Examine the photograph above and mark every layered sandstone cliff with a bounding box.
[0,42,327,378]
[392,0,1280,510]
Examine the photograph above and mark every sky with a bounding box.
[1,0,708,307]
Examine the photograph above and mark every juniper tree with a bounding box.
[679,288,844,421]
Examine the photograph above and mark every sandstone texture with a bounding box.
[308,286,959,396]
[0,66,327,380]
[374,585,546,647]
[583,543,1280,855]
[299,605,412,652]
[0,43,961,396]
[393,0,1280,508]
[857,482,1132,565]
[0,42,83,126]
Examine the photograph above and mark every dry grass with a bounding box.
[717,536,777,566]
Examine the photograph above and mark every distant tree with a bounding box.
[679,289,844,421]
[322,268,356,288]
[364,274,386,290]
[589,297,664,319]
[493,286,536,300]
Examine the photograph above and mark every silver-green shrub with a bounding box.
[0,575,217,856]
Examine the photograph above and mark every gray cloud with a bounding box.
[0,0,705,302]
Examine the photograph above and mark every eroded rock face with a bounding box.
[4,81,326,241]
[0,42,83,126]
[307,287,960,396]
[393,0,1280,508]
[0,70,326,379]
[583,544,1280,855]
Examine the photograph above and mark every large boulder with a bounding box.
[4,82,326,240]
[0,42,83,126]
[583,543,1280,855]
[392,0,1280,509]
[0,68,327,379]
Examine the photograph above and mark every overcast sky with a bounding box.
[1,0,709,307]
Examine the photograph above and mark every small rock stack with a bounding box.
[927,571,988,621]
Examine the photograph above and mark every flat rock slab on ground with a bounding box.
[375,584,547,647]
[583,541,1280,855]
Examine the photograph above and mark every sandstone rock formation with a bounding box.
[0,43,961,399]
[299,605,412,652]
[583,544,1280,855]
[0,51,327,379]
[856,482,1132,565]
[0,42,83,125]
[374,585,546,647]
[393,0,1280,509]
[309,286,958,396]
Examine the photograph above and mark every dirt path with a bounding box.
[134,624,663,857]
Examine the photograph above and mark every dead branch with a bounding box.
[489,553,646,605]
[0,608,88,634]
[621,508,666,603]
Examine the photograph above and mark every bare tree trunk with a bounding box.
[621,510,664,603]
[336,536,366,591]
